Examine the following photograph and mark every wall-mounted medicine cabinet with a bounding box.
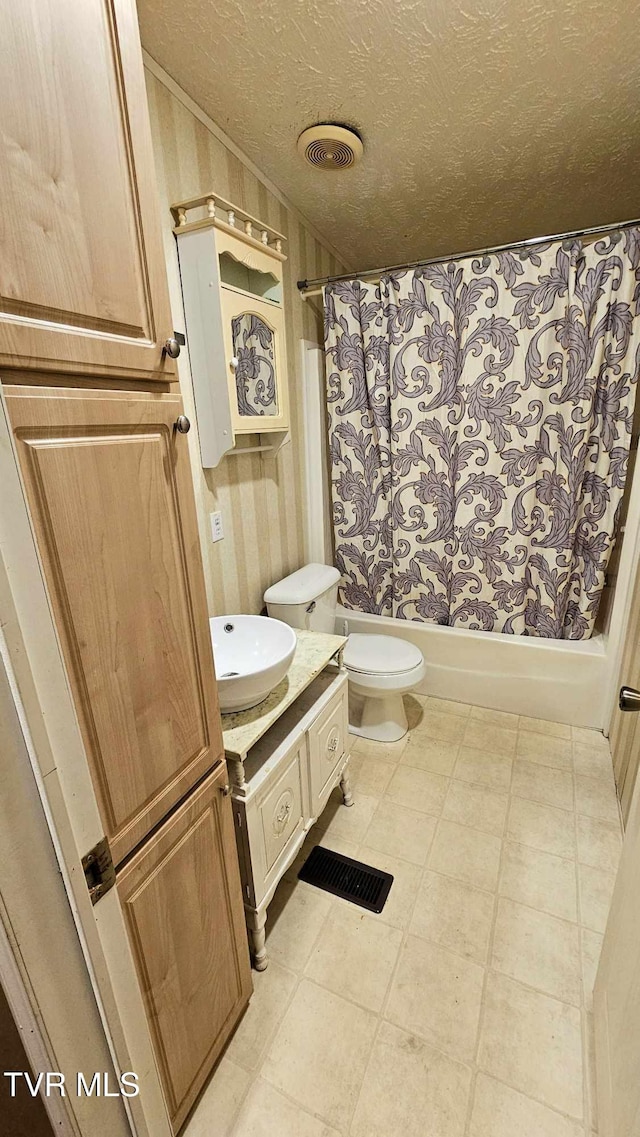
[171,192,290,467]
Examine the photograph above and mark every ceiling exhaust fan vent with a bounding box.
[297,124,363,170]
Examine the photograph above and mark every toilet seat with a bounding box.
[344,633,423,677]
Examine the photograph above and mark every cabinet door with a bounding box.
[220,289,290,434]
[117,763,252,1132]
[4,385,220,866]
[308,681,349,814]
[259,745,306,875]
[0,0,176,382]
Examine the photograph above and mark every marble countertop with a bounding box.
[221,629,346,761]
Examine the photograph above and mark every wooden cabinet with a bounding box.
[117,762,252,1131]
[0,2,254,1128]
[4,385,222,866]
[173,194,290,466]
[0,0,176,382]
[5,385,253,1128]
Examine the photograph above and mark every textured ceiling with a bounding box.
[139,0,640,273]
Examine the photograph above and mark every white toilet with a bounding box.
[264,563,426,742]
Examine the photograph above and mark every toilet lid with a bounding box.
[344,633,423,675]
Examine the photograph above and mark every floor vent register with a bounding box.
[298,845,393,913]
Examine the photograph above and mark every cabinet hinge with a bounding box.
[236,811,242,828]
[82,837,116,906]
[245,883,251,900]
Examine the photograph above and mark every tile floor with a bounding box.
[186,696,623,1137]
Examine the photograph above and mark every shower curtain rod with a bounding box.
[297,216,640,296]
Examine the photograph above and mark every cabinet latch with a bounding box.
[82,837,116,906]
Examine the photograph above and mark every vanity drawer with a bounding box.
[258,744,305,873]
[308,681,349,810]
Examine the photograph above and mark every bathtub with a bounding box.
[335,604,608,729]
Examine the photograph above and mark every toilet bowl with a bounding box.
[264,564,426,742]
[344,633,425,741]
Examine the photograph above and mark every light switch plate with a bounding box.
[210,511,224,542]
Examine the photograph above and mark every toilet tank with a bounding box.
[264,563,340,634]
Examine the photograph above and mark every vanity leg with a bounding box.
[228,757,247,793]
[340,762,354,807]
[247,909,268,971]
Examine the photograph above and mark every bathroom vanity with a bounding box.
[222,630,353,969]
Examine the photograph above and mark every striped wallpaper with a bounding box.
[144,63,346,617]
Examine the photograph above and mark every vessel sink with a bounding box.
[210,615,297,713]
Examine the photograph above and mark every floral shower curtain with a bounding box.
[324,231,640,638]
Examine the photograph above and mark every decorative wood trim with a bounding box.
[175,217,288,260]
[171,192,286,242]
[171,192,287,261]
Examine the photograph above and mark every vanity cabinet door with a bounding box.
[308,678,349,814]
[4,384,222,866]
[0,0,176,382]
[258,745,306,875]
[117,762,252,1132]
